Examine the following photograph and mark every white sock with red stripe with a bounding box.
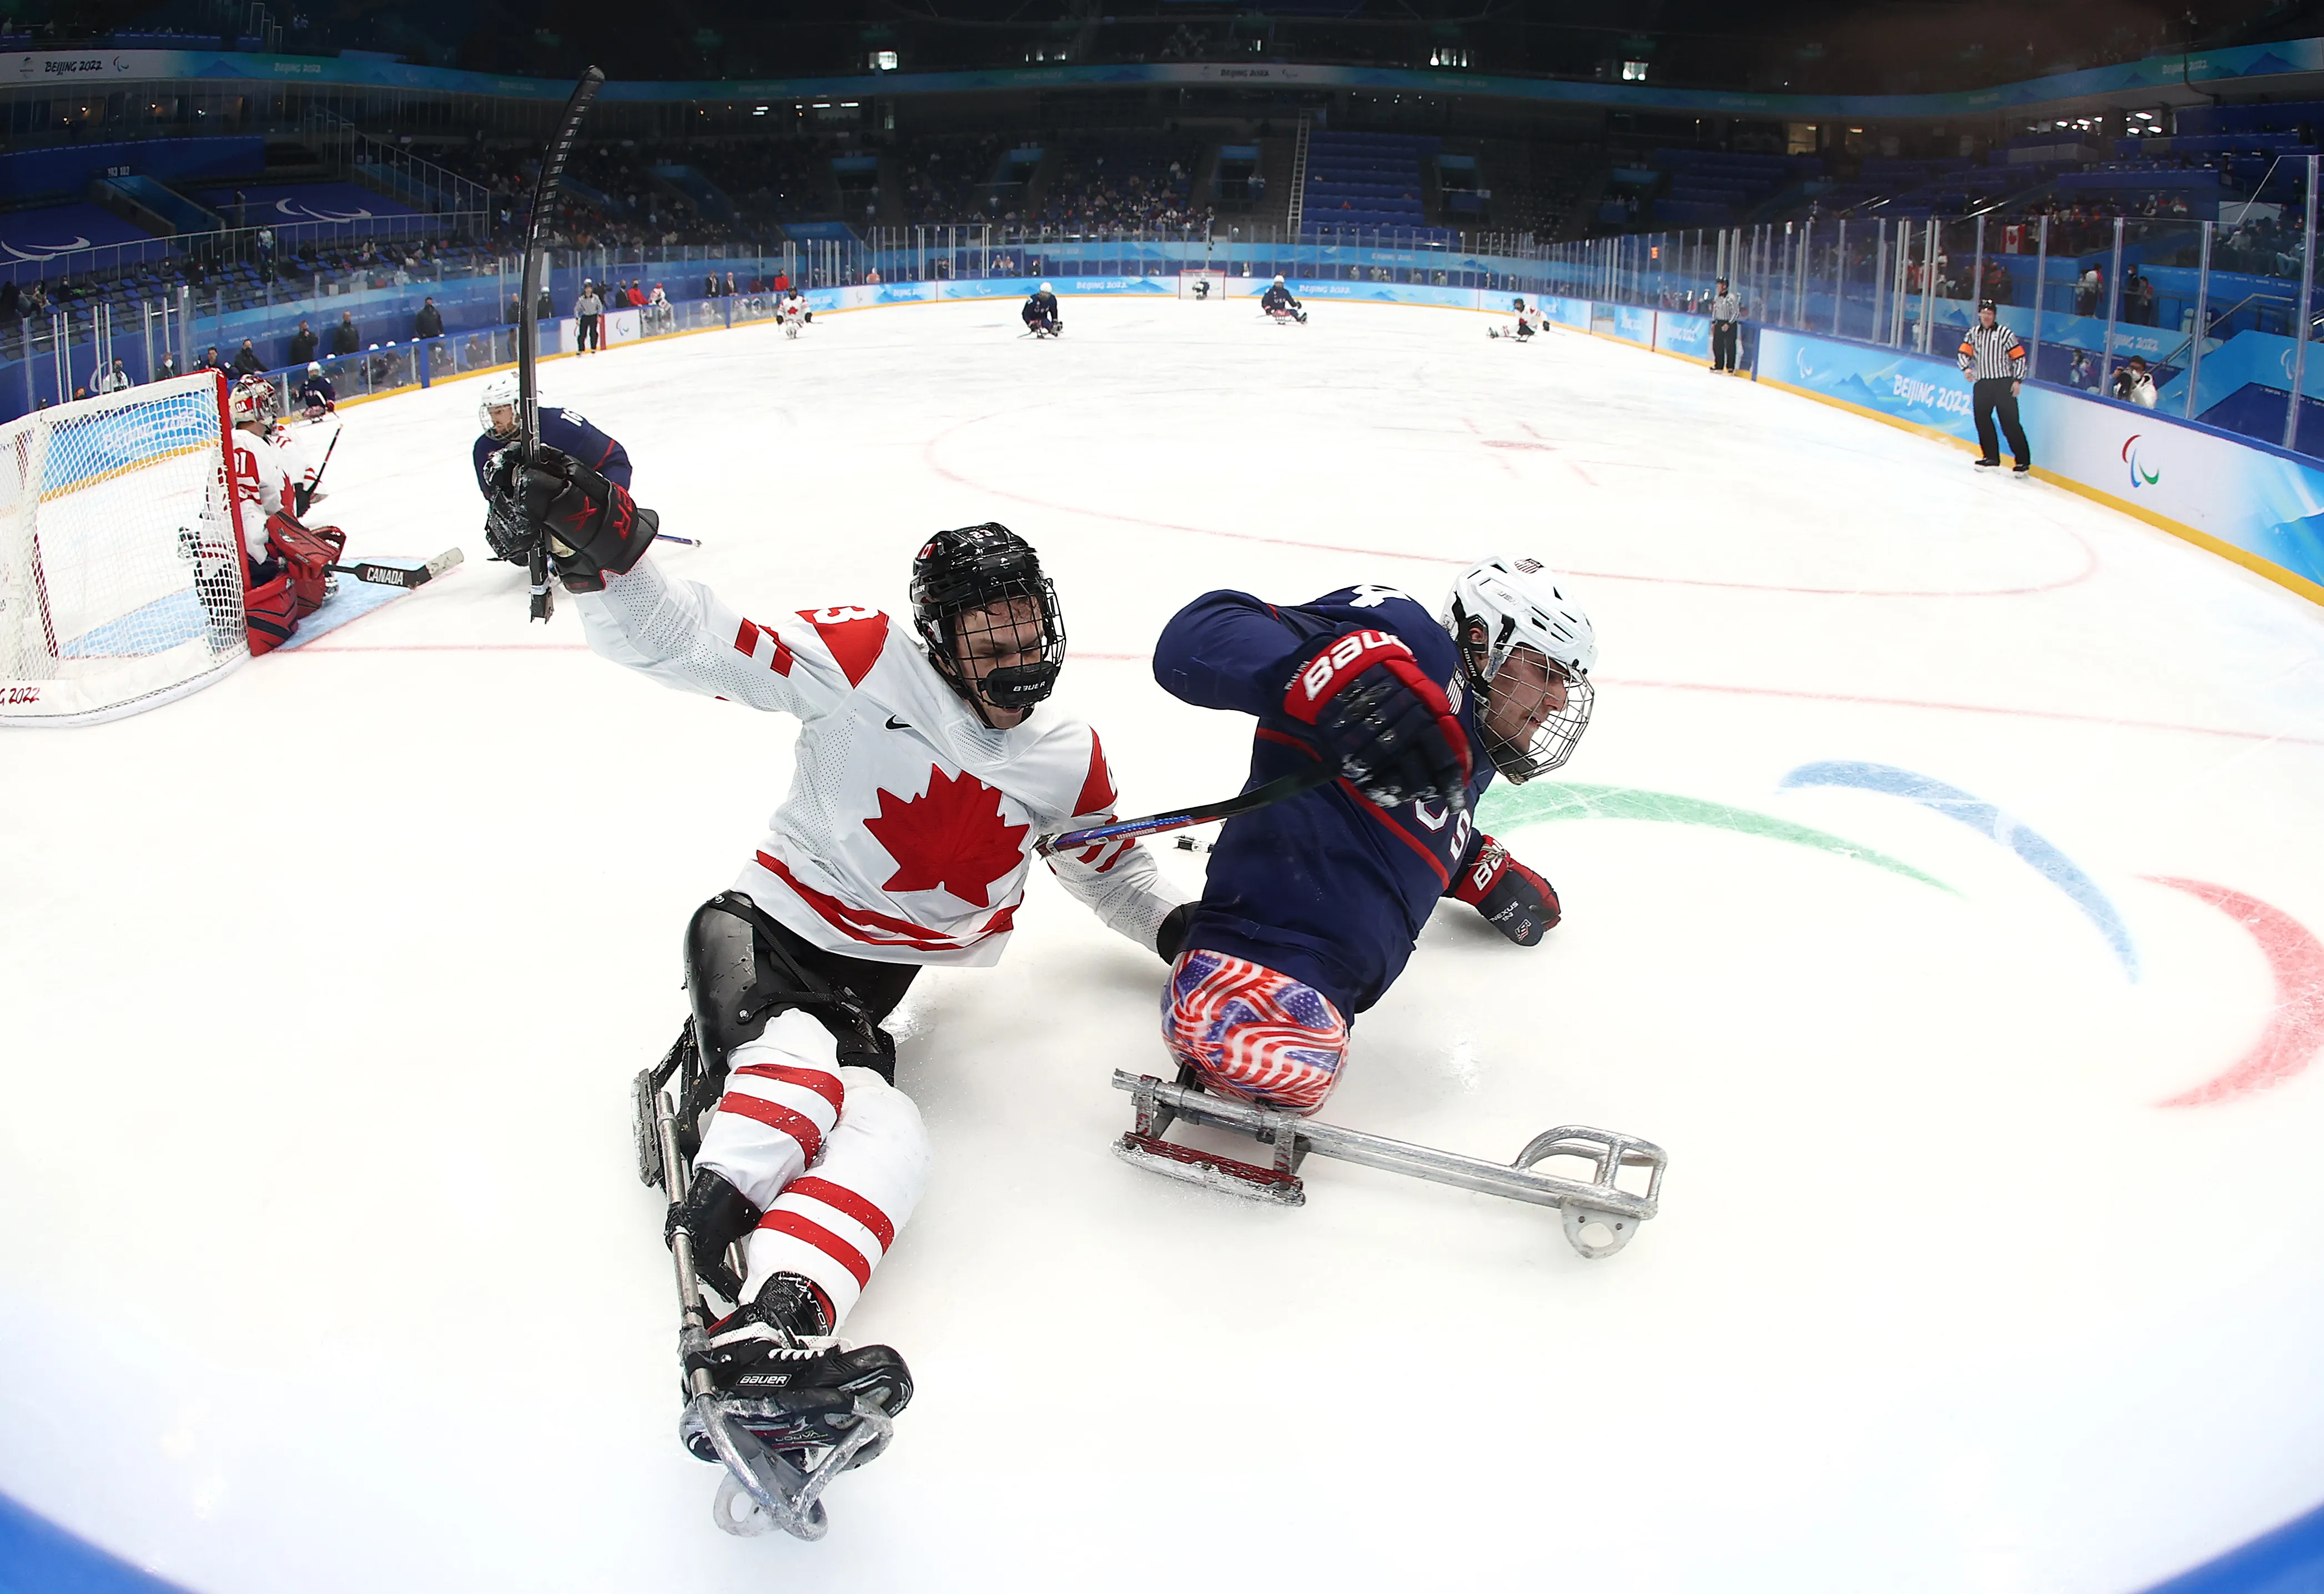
[742,1067,929,1331]
[696,1009,846,1209]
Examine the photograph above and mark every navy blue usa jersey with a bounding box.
[1153,584,1492,1020]
[470,406,632,497]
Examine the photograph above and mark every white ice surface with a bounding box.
[5,296,2324,1593]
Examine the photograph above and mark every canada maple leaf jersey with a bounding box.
[1153,583,1495,1018]
[575,555,1185,967]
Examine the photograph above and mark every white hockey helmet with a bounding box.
[1273,274,1285,285]
[1038,281,1053,293]
[307,360,322,374]
[228,373,273,428]
[478,371,521,438]
[1441,555,1597,781]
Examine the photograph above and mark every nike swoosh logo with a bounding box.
[886,715,912,730]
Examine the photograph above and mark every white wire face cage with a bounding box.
[1483,658,1594,781]
[1443,557,1598,782]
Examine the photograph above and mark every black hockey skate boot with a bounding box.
[681,1273,914,1465]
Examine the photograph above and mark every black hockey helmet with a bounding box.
[908,522,1066,715]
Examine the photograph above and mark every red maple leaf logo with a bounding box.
[863,768,1029,908]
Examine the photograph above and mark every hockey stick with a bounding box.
[653,531,703,548]
[326,546,464,589]
[1035,763,1335,857]
[518,66,606,624]
[294,426,340,516]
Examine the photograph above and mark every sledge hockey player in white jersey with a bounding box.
[1487,296,1540,341]
[489,453,1185,1504]
[1259,275,1307,324]
[780,291,808,338]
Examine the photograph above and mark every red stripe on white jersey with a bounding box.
[756,850,1018,951]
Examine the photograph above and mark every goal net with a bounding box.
[1177,270,1230,300]
[1,372,250,726]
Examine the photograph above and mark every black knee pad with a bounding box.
[682,892,893,1083]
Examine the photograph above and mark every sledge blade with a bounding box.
[1114,1131,1305,1206]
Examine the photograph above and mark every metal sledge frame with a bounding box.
[1111,1069,1666,1259]
[637,1028,893,1540]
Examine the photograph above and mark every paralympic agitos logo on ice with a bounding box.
[2122,434,2161,490]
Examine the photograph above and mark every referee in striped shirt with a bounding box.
[1958,300,2031,474]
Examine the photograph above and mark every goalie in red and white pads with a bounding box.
[492,450,1185,1486]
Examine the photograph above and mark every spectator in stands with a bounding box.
[98,359,131,394]
[288,319,318,366]
[2068,349,2096,390]
[199,346,225,373]
[416,296,444,339]
[2111,356,2159,408]
[724,271,738,297]
[2075,268,2101,317]
[704,273,720,299]
[232,339,265,378]
[2128,270,2157,326]
[155,351,179,381]
[330,313,360,356]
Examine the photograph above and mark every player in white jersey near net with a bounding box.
[491,451,1188,1489]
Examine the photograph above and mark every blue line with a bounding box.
[0,1492,195,1594]
[1779,761,2140,980]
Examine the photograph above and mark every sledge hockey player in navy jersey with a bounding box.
[1022,281,1063,338]
[1259,275,1307,324]
[487,449,1186,1509]
[471,371,632,564]
[1149,556,1593,1113]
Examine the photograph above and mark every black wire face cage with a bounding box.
[909,523,1067,716]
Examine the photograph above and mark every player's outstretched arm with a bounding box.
[569,556,857,719]
[1152,589,1306,716]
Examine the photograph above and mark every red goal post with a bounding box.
[0,371,252,726]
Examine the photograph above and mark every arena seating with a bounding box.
[1300,131,1440,236]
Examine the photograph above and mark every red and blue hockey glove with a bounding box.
[1452,837,1560,946]
[490,443,660,592]
[1282,629,1473,811]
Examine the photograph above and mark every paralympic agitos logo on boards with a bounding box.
[2122,434,2161,490]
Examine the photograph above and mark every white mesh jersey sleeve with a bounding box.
[571,555,859,718]
[1036,727,1190,956]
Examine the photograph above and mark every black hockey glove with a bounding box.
[1282,629,1473,812]
[489,444,660,592]
[1451,836,1560,946]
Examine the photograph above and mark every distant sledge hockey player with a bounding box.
[1260,275,1307,324]
[781,291,808,339]
[1147,557,1592,1117]
[1487,296,1540,341]
[471,371,632,565]
[1022,281,1063,338]
[481,460,1188,1496]
[297,360,336,419]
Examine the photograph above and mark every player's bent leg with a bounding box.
[1161,948,1351,1115]
[740,1067,929,1330]
[696,1009,847,1210]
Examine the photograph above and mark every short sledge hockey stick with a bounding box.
[1035,763,1335,856]
[294,426,340,516]
[653,531,703,548]
[327,546,464,589]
